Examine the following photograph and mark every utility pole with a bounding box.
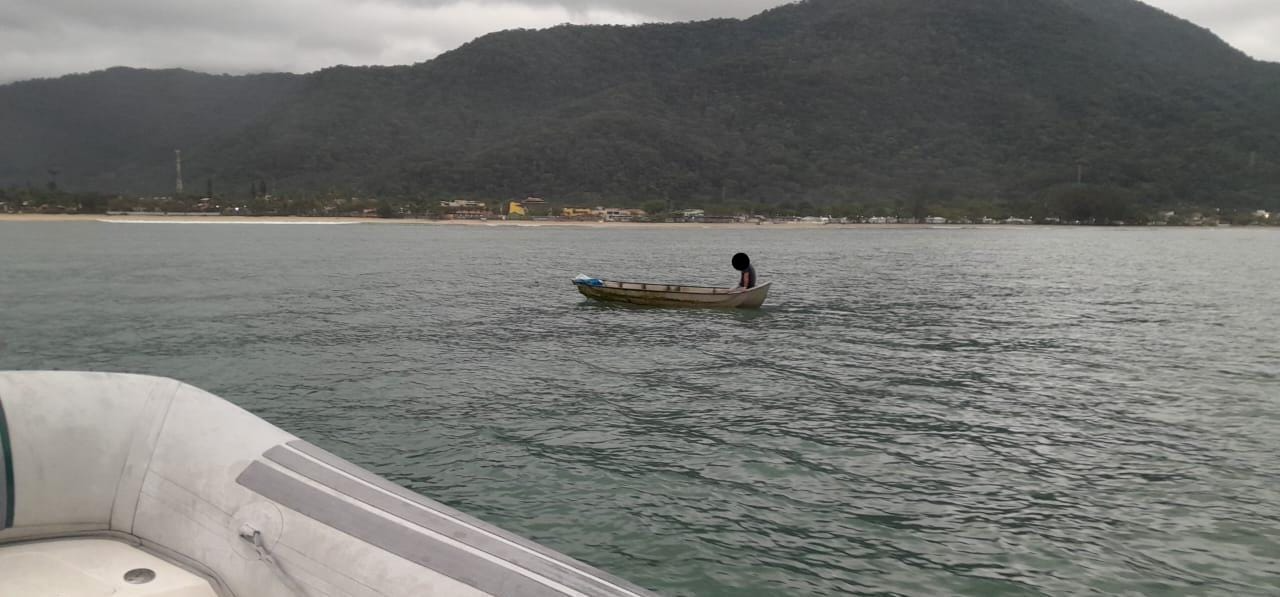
[1076,164,1083,185]
[175,150,184,195]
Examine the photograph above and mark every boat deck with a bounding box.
[603,281,731,294]
[0,538,216,597]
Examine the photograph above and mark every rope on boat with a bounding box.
[240,525,312,597]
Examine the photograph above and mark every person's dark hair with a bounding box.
[732,253,751,271]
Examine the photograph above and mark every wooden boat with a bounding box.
[0,371,654,597]
[574,278,771,309]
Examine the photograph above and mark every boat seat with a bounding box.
[0,538,216,597]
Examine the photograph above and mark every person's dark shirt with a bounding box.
[740,265,757,289]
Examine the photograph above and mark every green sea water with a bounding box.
[2,222,1278,596]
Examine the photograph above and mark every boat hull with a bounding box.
[576,280,771,309]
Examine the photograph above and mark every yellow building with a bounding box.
[508,201,527,216]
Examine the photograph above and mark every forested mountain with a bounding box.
[3,0,1278,216]
[0,68,302,191]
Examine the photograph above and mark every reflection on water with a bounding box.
[2,223,1279,596]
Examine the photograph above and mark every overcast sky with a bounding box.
[0,0,1275,83]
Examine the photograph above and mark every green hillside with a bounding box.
[2,0,1277,218]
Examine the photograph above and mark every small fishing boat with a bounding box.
[574,276,771,309]
[0,371,653,597]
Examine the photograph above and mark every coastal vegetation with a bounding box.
[5,185,1276,227]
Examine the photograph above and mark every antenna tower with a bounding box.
[175,149,184,195]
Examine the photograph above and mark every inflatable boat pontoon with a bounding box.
[0,371,654,597]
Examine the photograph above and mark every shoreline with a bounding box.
[0,213,931,229]
[0,213,1267,230]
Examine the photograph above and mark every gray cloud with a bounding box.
[0,1,1275,84]
[395,0,782,21]
[1147,0,1280,61]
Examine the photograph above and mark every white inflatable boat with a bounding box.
[0,371,654,597]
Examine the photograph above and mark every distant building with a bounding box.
[1254,210,1271,220]
[441,200,486,209]
[925,216,947,225]
[444,210,488,220]
[670,209,705,223]
[704,216,741,224]
[601,208,645,222]
[562,207,597,219]
[506,197,549,217]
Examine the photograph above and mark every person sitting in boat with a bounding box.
[733,253,756,290]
